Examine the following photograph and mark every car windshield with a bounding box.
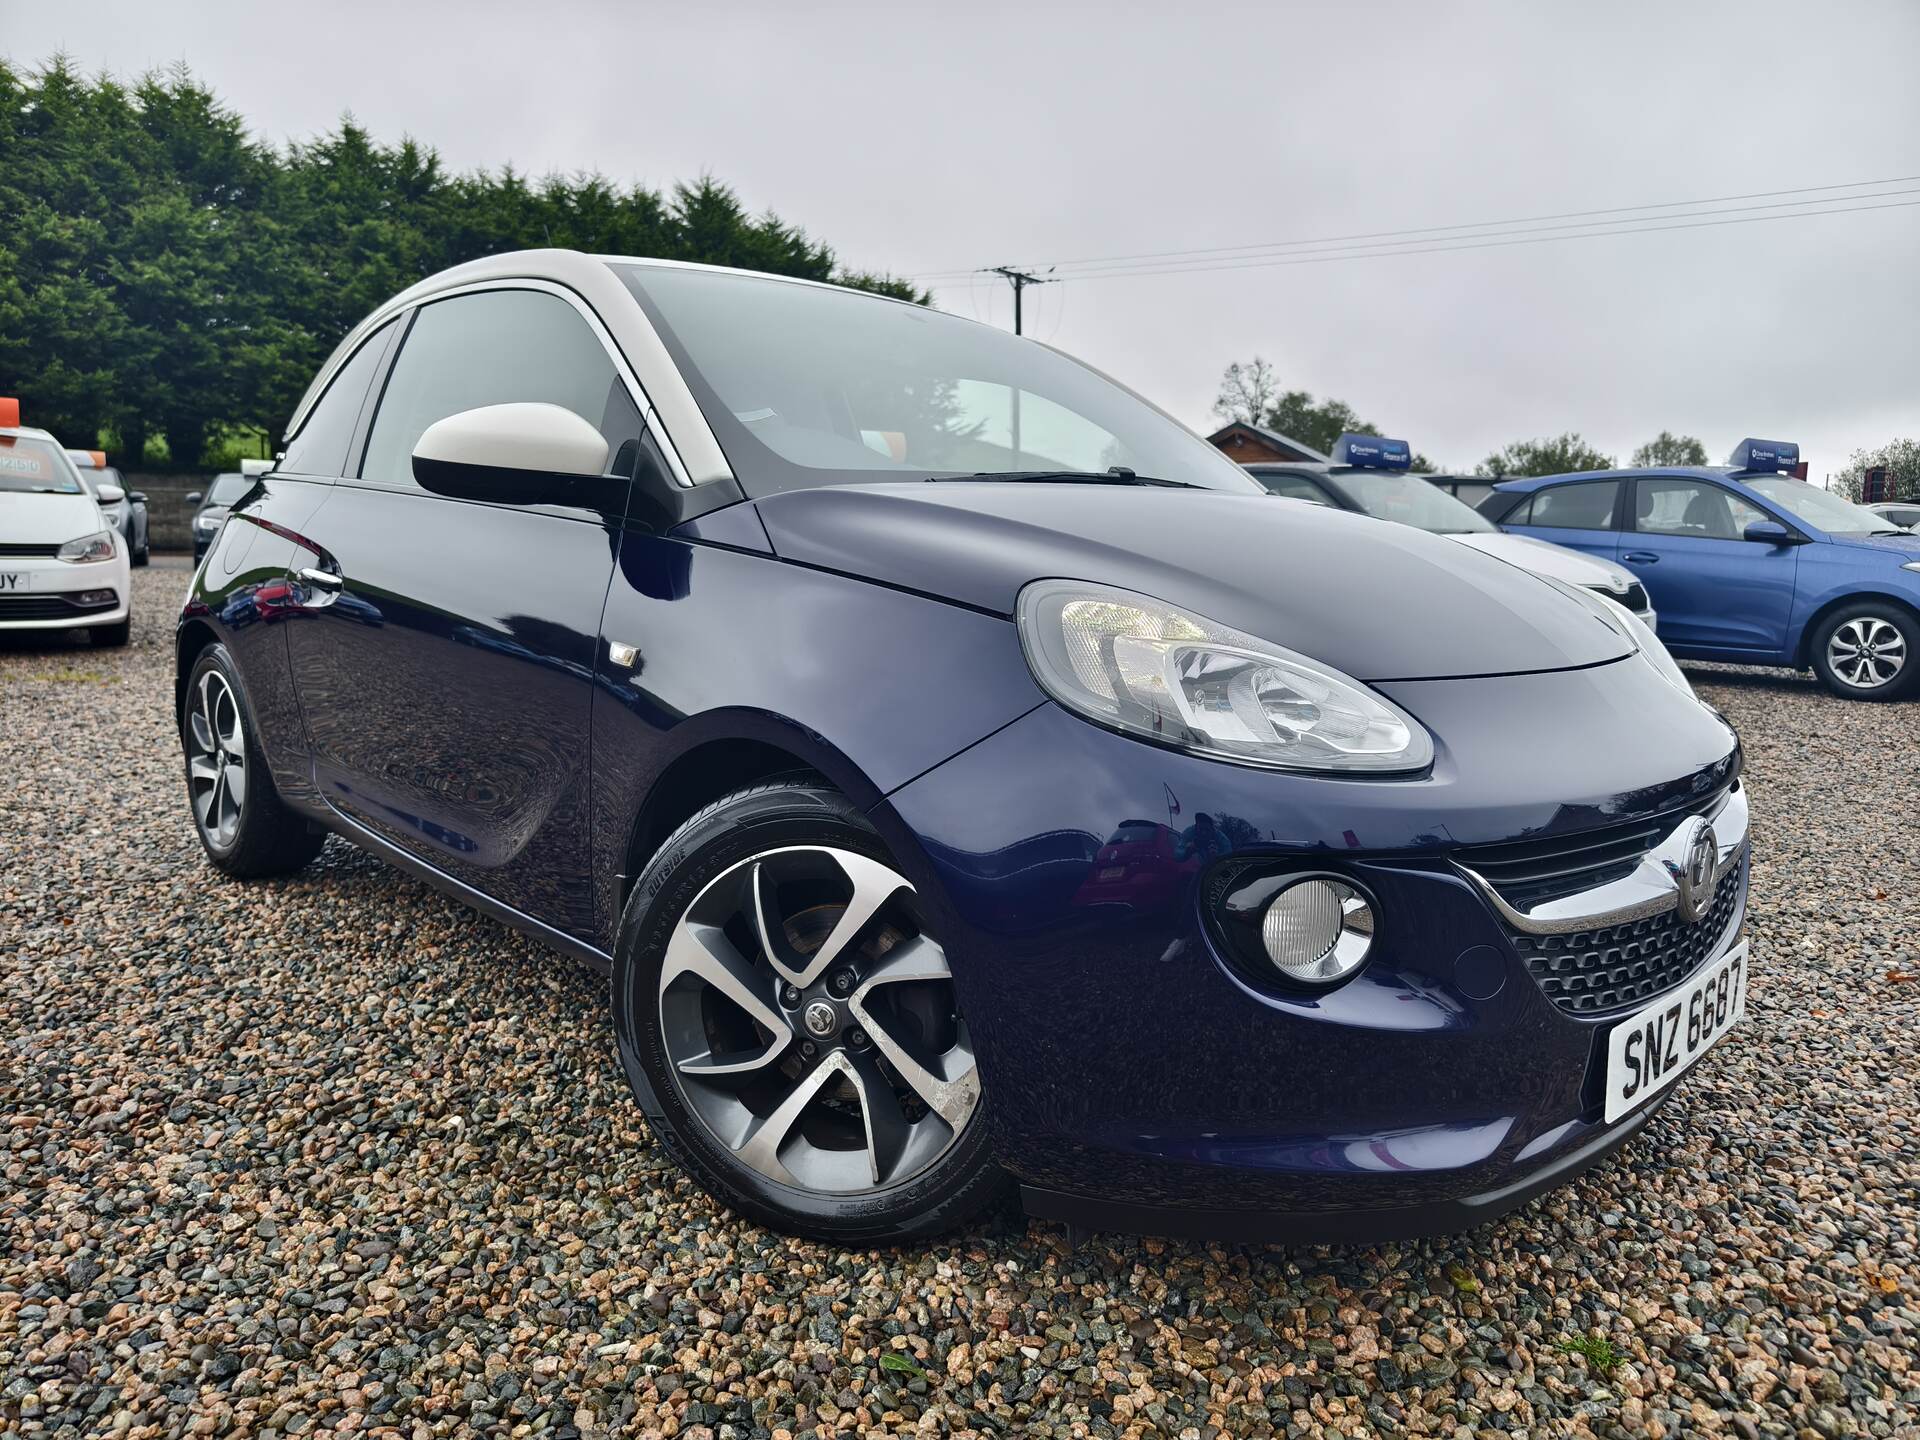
[0,435,84,494]
[1745,476,1906,535]
[616,265,1262,498]
[205,473,251,506]
[1333,471,1496,532]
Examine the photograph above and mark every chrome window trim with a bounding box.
[1457,785,1749,937]
[284,251,734,488]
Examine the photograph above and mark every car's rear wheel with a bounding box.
[1810,603,1918,701]
[182,644,327,877]
[613,777,1008,1242]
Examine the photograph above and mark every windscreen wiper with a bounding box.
[926,468,1199,489]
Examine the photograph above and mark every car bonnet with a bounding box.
[750,482,1635,683]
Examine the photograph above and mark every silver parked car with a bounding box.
[67,449,150,566]
[1246,437,1660,630]
[1867,501,1920,533]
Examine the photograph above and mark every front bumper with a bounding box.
[874,657,1746,1237]
[0,552,129,630]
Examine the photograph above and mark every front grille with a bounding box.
[1510,851,1745,1016]
[1621,581,1650,614]
[1458,786,1731,912]
[0,542,60,557]
[0,592,114,620]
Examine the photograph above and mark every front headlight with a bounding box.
[195,513,221,531]
[1016,579,1434,774]
[1902,561,1920,574]
[56,530,116,564]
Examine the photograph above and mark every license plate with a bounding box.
[1603,940,1747,1123]
[1098,865,1126,881]
[0,571,26,592]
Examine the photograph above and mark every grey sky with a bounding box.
[6,0,1918,477]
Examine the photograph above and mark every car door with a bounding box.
[1620,477,1798,658]
[1498,479,1623,563]
[283,285,644,936]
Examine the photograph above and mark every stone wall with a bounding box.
[121,472,215,552]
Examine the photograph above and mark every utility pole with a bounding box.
[986,266,1056,463]
[987,266,1056,336]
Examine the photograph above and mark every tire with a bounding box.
[613,776,1010,1242]
[1809,602,1919,701]
[91,619,131,648]
[181,643,327,878]
[133,545,149,567]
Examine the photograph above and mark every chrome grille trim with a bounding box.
[1456,785,1747,936]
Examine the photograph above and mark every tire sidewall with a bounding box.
[611,782,1003,1241]
[182,643,262,862]
[1812,603,1919,701]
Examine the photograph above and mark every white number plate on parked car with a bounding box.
[0,571,29,592]
[1603,940,1747,1123]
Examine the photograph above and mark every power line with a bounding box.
[923,193,1920,289]
[1019,187,1920,282]
[912,171,1920,284]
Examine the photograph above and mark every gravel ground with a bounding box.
[3,559,1916,1440]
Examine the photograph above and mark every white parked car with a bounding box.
[1245,436,1659,630]
[0,399,132,646]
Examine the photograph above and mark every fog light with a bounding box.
[77,589,116,605]
[1261,878,1375,983]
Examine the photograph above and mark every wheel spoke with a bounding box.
[223,759,247,811]
[846,1050,912,1185]
[733,1053,847,1184]
[848,936,979,1130]
[665,922,788,1029]
[787,850,906,988]
[193,776,217,828]
[189,757,220,784]
[218,696,243,751]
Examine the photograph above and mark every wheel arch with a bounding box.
[1793,588,1920,668]
[615,711,889,917]
[174,617,221,724]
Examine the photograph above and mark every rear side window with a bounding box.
[1522,480,1621,531]
[359,289,643,492]
[280,320,397,477]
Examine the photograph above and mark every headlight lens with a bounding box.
[195,513,221,531]
[1016,579,1433,773]
[56,530,115,564]
[1902,561,1920,574]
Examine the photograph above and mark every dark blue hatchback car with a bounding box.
[178,251,1749,1242]
[1483,441,1920,700]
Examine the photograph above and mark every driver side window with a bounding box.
[1634,480,1767,540]
[359,288,644,492]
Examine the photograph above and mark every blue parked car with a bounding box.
[178,251,1747,1242]
[1482,441,1920,700]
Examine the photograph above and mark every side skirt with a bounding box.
[313,803,613,976]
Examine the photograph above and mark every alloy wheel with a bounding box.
[187,670,248,847]
[657,845,980,1195]
[1826,616,1907,690]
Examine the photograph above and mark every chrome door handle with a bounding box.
[1622,551,1660,564]
[298,567,344,591]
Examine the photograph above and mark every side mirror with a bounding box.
[185,491,204,506]
[1743,520,1807,546]
[413,403,611,504]
[94,483,126,503]
[127,491,147,504]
